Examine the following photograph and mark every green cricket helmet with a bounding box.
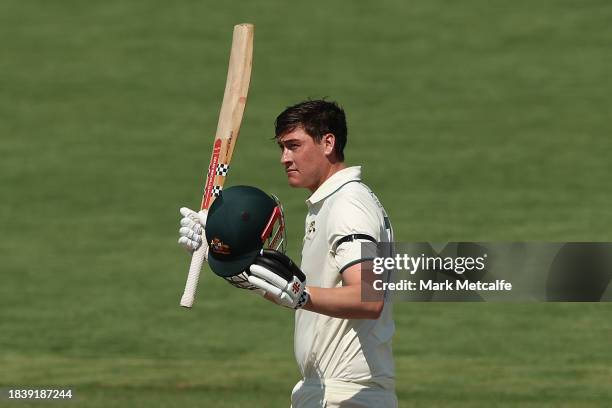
[205,185,286,283]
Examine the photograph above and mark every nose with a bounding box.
[280,148,291,167]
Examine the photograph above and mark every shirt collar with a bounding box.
[306,166,362,207]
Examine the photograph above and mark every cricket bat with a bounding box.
[180,23,254,308]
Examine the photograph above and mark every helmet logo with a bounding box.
[210,237,231,255]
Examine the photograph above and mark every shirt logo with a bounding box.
[306,220,316,235]
[292,282,300,294]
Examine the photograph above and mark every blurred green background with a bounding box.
[1,0,611,406]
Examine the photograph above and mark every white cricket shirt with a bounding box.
[295,166,395,390]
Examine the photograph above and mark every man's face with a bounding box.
[278,127,329,191]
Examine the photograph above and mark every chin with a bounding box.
[287,174,306,188]
[287,178,302,188]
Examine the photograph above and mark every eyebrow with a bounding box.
[278,138,300,145]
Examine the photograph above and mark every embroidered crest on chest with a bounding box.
[306,220,316,236]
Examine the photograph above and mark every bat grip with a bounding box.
[180,244,207,308]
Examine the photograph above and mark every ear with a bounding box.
[321,133,336,157]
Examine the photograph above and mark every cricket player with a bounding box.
[179,100,396,407]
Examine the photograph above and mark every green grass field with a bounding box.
[1,1,611,406]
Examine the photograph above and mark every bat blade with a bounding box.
[180,23,254,308]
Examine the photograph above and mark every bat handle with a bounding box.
[180,244,208,308]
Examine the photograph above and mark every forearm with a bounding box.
[302,285,383,319]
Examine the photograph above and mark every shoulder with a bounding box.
[325,181,385,238]
[329,181,384,216]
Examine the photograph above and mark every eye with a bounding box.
[278,140,300,151]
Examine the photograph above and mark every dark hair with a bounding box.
[275,99,347,161]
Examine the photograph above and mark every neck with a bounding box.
[308,162,346,192]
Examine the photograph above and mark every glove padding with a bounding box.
[247,249,309,309]
[178,207,208,254]
[224,271,267,295]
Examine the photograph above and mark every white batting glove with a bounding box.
[247,250,310,309]
[178,207,208,255]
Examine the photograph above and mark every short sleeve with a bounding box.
[327,189,382,273]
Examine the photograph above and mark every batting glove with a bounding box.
[247,249,310,309]
[178,207,208,255]
[223,271,267,296]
